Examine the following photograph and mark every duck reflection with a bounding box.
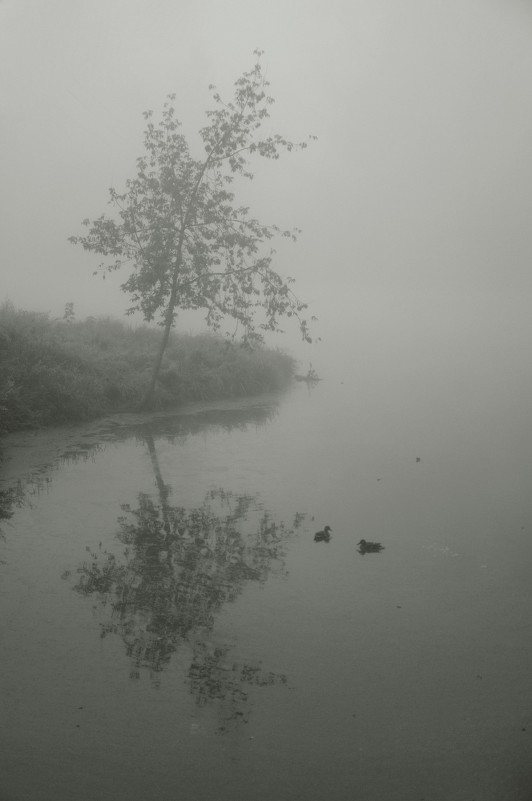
[357,539,385,555]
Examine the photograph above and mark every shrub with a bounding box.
[0,303,296,433]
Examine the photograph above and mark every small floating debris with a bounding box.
[357,539,384,555]
[295,363,321,383]
[314,525,332,543]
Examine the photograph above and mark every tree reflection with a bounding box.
[3,399,298,729]
[187,640,287,733]
[70,469,303,729]
[75,489,295,663]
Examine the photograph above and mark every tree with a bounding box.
[69,51,316,409]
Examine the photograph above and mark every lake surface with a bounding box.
[2,332,532,800]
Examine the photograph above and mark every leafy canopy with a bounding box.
[70,51,316,346]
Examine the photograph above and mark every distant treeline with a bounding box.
[0,303,296,434]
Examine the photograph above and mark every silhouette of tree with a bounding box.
[70,51,316,408]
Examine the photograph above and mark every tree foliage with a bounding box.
[70,51,315,407]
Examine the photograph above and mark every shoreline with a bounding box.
[0,390,288,490]
[0,305,298,436]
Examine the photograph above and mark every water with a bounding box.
[2,309,532,800]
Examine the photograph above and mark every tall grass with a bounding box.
[0,303,296,434]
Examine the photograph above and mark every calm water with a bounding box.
[2,337,532,800]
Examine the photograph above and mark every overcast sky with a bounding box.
[2,0,532,363]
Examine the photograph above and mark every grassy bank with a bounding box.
[0,303,296,434]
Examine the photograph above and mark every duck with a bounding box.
[314,525,332,542]
[357,539,384,554]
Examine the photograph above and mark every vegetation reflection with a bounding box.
[75,489,295,645]
[3,399,300,731]
[0,483,25,539]
[187,641,288,733]
[68,429,304,730]
[0,400,278,546]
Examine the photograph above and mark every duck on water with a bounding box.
[314,526,332,543]
[313,529,384,552]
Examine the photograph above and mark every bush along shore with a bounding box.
[0,303,297,435]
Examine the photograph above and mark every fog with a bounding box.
[4,8,532,792]
[2,0,532,371]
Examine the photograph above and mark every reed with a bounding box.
[0,303,296,433]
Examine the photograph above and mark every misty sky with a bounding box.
[2,0,532,363]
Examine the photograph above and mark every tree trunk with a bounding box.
[139,265,182,411]
[144,432,171,533]
[138,299,176,410]
[138,157,210,411]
